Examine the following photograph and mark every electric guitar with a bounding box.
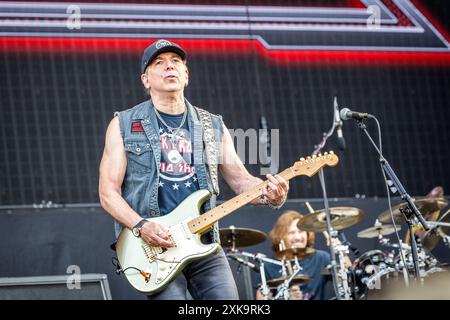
[115,152,339,294]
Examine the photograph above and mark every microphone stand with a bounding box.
[311,100,347,300]
[354,118,429,281]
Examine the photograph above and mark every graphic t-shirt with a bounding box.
[156,110,200,215]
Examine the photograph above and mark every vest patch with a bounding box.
[131,121,144,133]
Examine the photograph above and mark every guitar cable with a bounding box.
[112,257,151,283]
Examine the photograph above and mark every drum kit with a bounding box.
[221,197,450,300]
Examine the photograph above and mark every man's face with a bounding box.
[141,52,189,94]
[284,219,308,249]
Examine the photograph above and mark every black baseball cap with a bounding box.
[141,39,187,74]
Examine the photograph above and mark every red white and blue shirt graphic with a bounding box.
[156,111,199,215]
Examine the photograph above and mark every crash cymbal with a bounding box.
[378,198,448,224]
[357,223,400,238]
[275,247,316,261]
[219,226,267,248]
[297,207,365,232]
[265,274,311,288]
[422,210,450,251]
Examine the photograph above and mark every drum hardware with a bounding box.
[351,249,397,298]
[302,202,364,300]
[420,210,450,251]
[227,250,283,300]
[273,255,304,300]
[378,198,448,224]
[362,267,397,290]
[334,243,351,299]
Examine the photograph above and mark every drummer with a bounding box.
[254,210,349,300]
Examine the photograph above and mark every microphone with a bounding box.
[229,255,260,273]
[340,108,372,121]
[334,97,346,151]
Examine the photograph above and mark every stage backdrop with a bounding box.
[1,0,450,206]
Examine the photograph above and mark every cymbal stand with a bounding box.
[238,251,283,300]
[274,258,302,300]
[239,251,283,267]
[333,242,351,299]
[257,254,271,300]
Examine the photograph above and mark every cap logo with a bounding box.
[155,40,172,49]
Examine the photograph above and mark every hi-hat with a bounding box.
[275,247,316,261]
[297,207,365,232]
[219,226,267,248]
[265,274,311,288]
[378,198,448,224]
[357,221,400,238]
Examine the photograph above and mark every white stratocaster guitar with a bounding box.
[115,152,339,294]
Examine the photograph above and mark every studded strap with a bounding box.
[195,107,220,195]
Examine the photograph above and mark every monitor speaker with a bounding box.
[0,273,112,300]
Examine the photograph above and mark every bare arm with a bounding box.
[99,117,173,247]
[219,123,289,205]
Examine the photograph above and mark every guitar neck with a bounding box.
[187,168,296,234]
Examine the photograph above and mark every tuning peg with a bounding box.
[312,155,317,159]
[324,152,328,155]
[306,156,311,160]
[330,151,334,154]
[318,153,322,157]
[300,157,305,161]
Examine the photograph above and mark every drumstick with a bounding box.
[305,201,330,244]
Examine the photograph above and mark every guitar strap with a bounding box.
[195,107,220,196]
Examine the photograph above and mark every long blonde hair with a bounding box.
[268,210,315,253]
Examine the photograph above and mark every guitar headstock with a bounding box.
[291,151,339,177]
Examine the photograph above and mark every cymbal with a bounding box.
[422,210,450,251]
[297,207,365,232]
[275,247,316,261]
[357,224,400,238]
[219,226,267,248]
[265,274,311,288]
[378,198,448,224]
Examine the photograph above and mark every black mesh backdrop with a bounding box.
[1,1,450,205]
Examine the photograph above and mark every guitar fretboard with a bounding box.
[187,168,296,234]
